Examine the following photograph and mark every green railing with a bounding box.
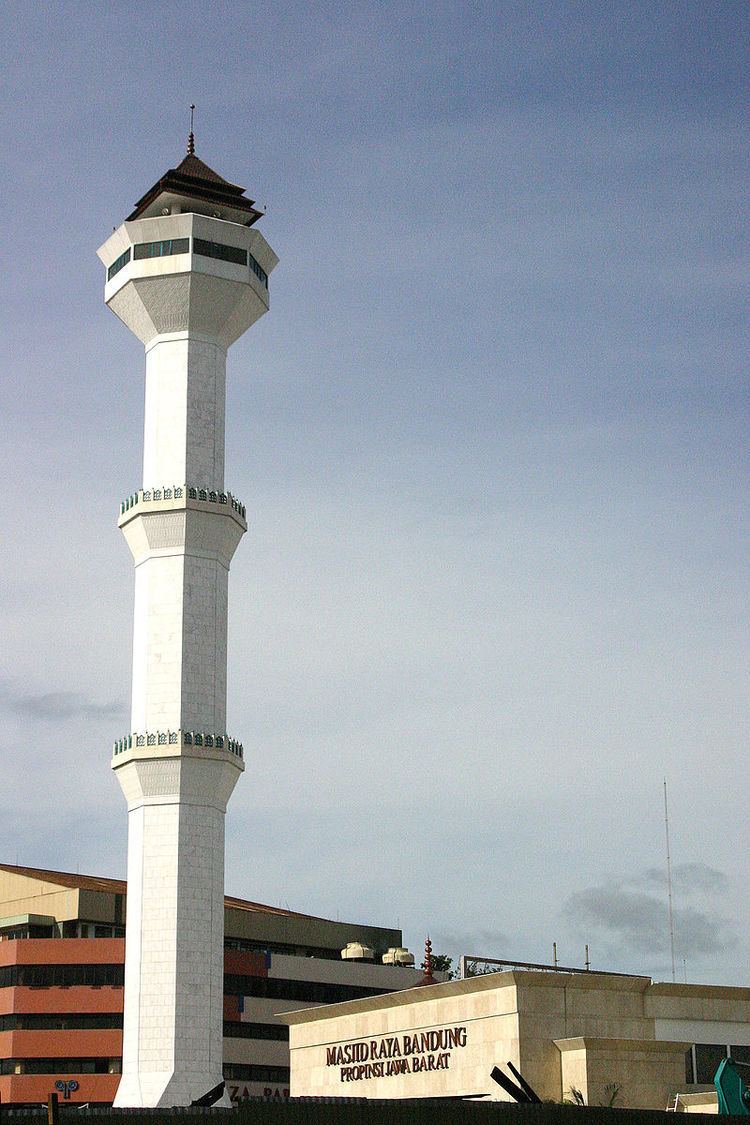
[120,485,246,520]
[112,731,243,759]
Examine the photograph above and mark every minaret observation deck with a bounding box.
[97,142,278,1108]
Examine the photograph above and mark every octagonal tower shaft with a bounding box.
[143,335,227,491]
[98,179,277,1108]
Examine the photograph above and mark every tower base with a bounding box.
[113,1070,231,1109]
[112,747,242,1111]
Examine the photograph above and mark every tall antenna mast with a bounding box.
[663,778,676,983]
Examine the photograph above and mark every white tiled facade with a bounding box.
[143,336,227,489]
[98,169,278,1107]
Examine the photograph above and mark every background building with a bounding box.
[0,864,424,1107]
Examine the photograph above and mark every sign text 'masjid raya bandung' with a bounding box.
[326,1026,468,1082]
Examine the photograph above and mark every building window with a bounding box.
[690,1043,750,1083]
[691,1044,730,1084]
[0,963,124,988]
[75,921,125,938]
[223,973,391,1005]
[133,238,189,260]
[1,1058,121,1075]
[249,253,268,288]
[28,924,54,938]
[224,937,339,959]
[223,1064,290,1083]
[193,238,247,266]
[107,248,131,280]
[223,1021,288,1041]
[0,1013,122,1032]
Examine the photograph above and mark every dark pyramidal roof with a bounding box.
[174,153,244,188]
[127,150,263,225]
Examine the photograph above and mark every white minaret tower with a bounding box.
[97,126,278,1108]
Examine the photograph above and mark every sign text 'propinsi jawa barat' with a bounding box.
[326,1026,468,1082]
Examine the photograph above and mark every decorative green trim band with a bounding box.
[120,485,246,520]
[113,730,244,759]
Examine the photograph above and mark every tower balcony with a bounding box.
[118,483,246,568]
[119,484,246,522]
[111,730,244,813]
[112,729,244,763]
[97,212,278,348]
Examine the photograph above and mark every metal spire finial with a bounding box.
[421,936,435,985]
[187,104,196,156]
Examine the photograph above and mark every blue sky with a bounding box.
[1,1,747,984]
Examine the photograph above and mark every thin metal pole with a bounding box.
[663,779,676,983]
[47,1094,59,1125]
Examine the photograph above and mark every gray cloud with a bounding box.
[643,863,728,895]
[0,682,125,723]
[431,927,510,960]
[565,885,669,954]
[563,870,737,961]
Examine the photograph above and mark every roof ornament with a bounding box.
[187,104,196,156]
[420,936,435,986]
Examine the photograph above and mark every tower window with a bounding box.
[107,248,131,280]
[133,238,190,260]
[194,238,248,267]
[249,253,268,288]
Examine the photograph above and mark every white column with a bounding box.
[100,206,277,1110]
[114,754,239,1107]
[130,554,185,733]
[143,336,227,491]
[127,534,232,734]
[115,337,244,1106]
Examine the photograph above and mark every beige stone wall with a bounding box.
[556,1036,690,1110]
[284,970,750,1109]
[646,981,750,1049]
[514,973,653,1101]
[287,977,521,1101]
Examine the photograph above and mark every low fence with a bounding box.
[0,1098,735,1124]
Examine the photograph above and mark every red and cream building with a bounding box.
[0,864,424,1107]
[0,935,124,1105]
